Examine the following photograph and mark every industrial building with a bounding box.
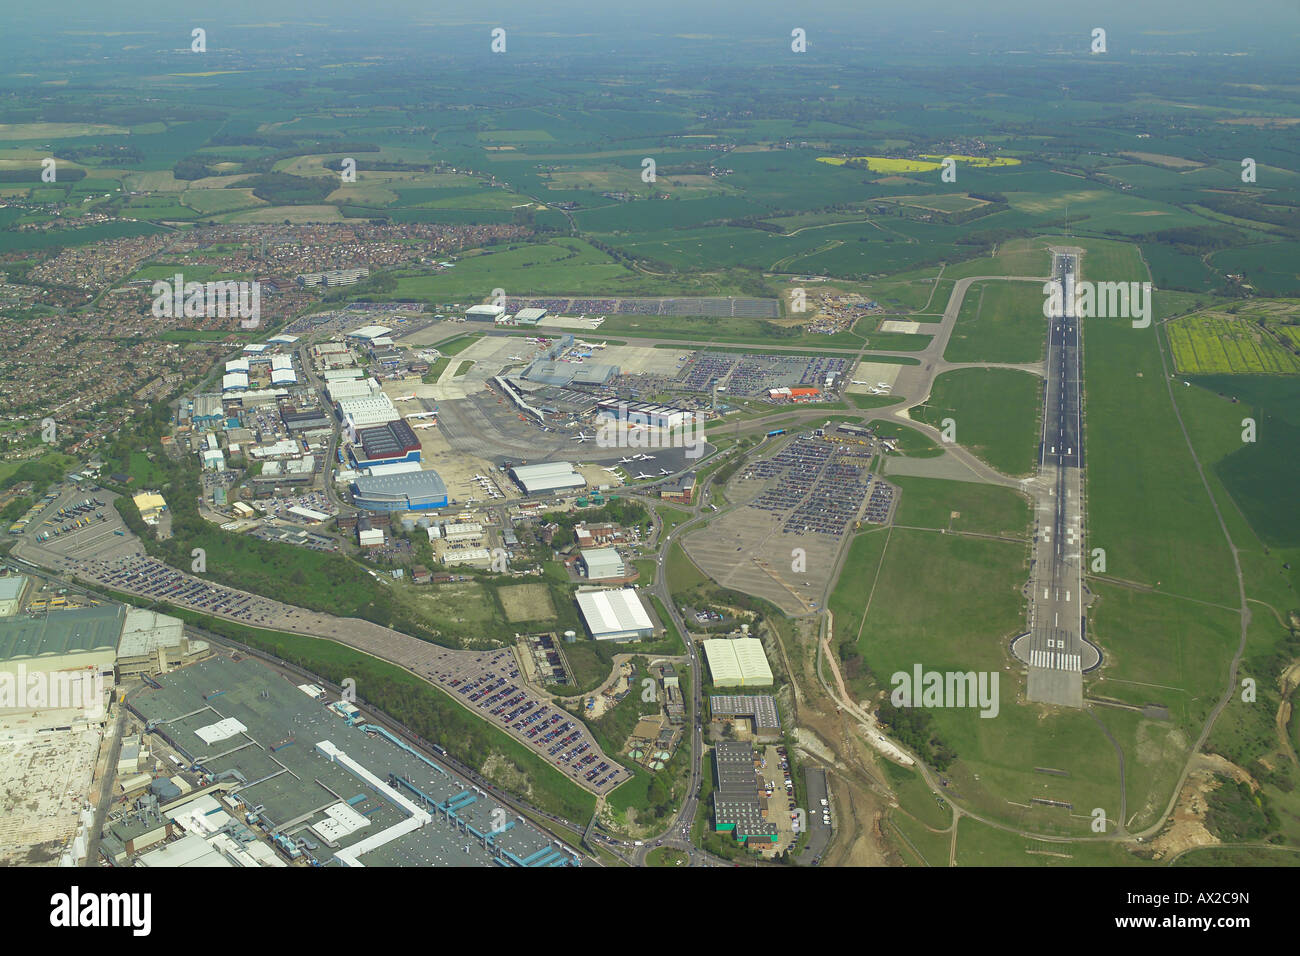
[281,409,332,434]
[712,741,778,844]
[0,576,26,617]
[514,307,547,325]
[578,547,625,581]
[351,419,422,468]
[127,655,579,867]
[508,461,586,496]
[702,637,774,688]
[351,470,449,512]
[575,588,655,642]
[0,604,124,681]
[441,548,493,569]
[115,609,208,680]
[190,394,225,427]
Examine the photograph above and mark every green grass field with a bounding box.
[912,367,1042,477]
[944,280,1048,365]
[891,476,1031,539]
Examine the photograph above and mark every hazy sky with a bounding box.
[9,0,1300,38]
[0,1,1295,63]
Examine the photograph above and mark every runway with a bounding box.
[1014,252,1097,707]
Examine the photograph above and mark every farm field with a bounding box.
[1167,312,1300,374]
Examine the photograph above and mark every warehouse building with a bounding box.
[345,325,390,343]
[702,637,774,688]
[0,576,26,618]
[221,372,249,393]
[576,588,655,642]
[514,307,547,325]
[578,547,624,581]
[116,609,207,680]
[508,461,586,496]
[351,470,449,512]
[351,420,422,468]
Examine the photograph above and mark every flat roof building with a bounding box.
[116,609,207,680]
[576,588,655,642]
[712,741,777,844]
[579,547,624,581]
[0,576,26,618]
[710,694,781,738]
[352,419,421,468]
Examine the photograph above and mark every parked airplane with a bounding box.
[405,412,437,419]
[412,423,438,430]
[659,468,670,475]
[635,472,654,480]
[602,467,622,474]
[618,456,635,464]
[508,355,524,361]
[573,432,592,442]
[635,453,654,461]
[392,394,416,402]
[850,380,870,386]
